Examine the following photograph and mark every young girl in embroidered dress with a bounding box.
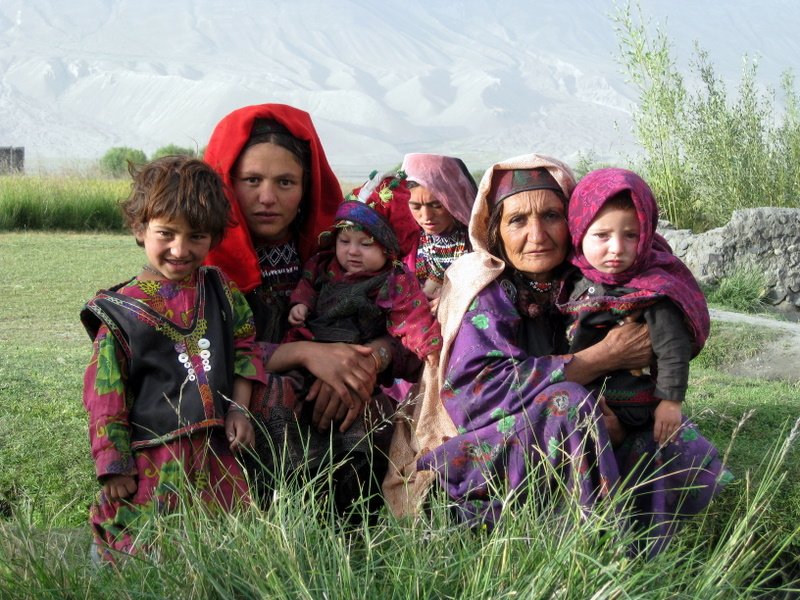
[558,168,710,446]
[81,156,265,561]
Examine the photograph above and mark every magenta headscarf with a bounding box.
[569,168,709,352]
[400,153,477,227]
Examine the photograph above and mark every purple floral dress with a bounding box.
[418,279,732,552]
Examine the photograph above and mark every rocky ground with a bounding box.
[711,308,800,383]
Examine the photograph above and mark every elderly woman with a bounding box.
[203,103,415,516]
[385,154,730,551]
[401,153,477,311]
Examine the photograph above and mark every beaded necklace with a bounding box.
[523,278,554,294]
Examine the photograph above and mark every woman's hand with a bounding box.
[602,318,653,371]
[564,319,652,386]
[308,380,365,432]
[102,474,137,501]
[303,342,377,407]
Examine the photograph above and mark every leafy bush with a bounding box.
[152,144,199,159]
[614,3,800,231]
[99,146,147,178]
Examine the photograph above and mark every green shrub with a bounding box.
[152,144,199,159]
[614,2,800,231]
[99,146,147,178]
[572,151,618,180]
[705,268,768,313]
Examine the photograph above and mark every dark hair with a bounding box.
[601,190,635,212]
[121,155,231,246]
[486,201,508,263]
[454,158,479,195]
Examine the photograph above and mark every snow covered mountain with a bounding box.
[1,0,796,176]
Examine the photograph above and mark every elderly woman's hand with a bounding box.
[564,319,653,386]
[602,319,653,371]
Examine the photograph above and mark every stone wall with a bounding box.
[658,208,800,310]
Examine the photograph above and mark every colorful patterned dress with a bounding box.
[81,267,265,559]
[410,224,471,290]
[418,278,732,552]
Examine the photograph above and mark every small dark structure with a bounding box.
[0,147,24,174]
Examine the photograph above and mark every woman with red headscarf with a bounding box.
[203,104,415,516]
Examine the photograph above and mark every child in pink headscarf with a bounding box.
[558,168,710,446]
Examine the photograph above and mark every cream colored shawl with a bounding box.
[383,153,576,517]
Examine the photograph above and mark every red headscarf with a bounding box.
[203,103,343,293]
[569,168,709,351]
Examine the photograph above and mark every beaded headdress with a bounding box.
[335,170,418,257]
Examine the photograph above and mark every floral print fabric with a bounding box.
[417,281,731,550]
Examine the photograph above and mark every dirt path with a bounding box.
[710,308,800,383]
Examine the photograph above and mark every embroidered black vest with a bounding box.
[81,267,235,448]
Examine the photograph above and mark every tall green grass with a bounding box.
[1,232,798,596]
[705,268,768,313]
[615,2,800,231]
[1,423,797,598]
[0,175,129,231]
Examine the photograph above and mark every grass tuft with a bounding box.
[705,269,768,313]
[0,175,129,231]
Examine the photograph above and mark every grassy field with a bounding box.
[1,232,799,597]
[0,233,142,524]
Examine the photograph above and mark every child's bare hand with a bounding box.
[654,399,682,445]
[598,395,626,446]
[425,352,440,368]
[225,410,255,452]
[288,304,309,326]
[102,475,137,500]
